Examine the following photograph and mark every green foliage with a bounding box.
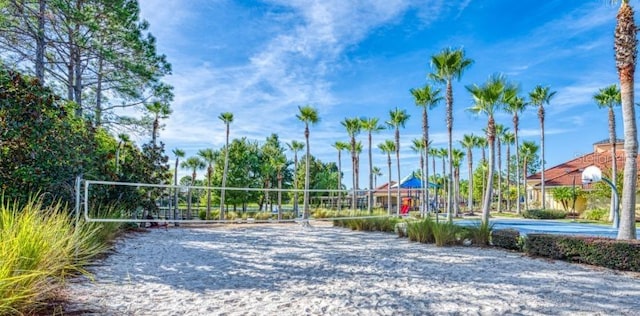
[463,220,493,247]
[432,221,461,247]
[525,234,640,272]
[551,187,584,212]
[0,68,89,205]
[491,229,521,250]
[0,196,116,314]
[198,209,220,220]
[522,209,567,219]
[407,217,435,243]
[581,208,609,221]
[333,217,399,232]
[253,212,272,220]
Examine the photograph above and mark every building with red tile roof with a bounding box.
[526,140,640,212]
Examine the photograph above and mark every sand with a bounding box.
[63,222,640,315]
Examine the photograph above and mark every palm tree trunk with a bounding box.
[446,80,454,221]
[616,1,637,240]
[523,158,528,211]
[482,119,496,225]
[174,158,179,221]
[433,155,438,223]
[351,139,357,210]
[368,132,374,214]
[395,129,401,216]
[506,145,511,212]
[467,150,473,213]
[387,154,392,215]
[539,106,546,209]
[609,107,618,222]
[337,151,342,211]
[303,125,311,221]
[497,138,502,213]
[420,154,426,215]
[423,108,430,216]
[294,154,299,216]
[514,116,521,214]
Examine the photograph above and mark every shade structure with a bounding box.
[390,173,438,189]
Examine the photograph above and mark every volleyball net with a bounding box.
[76,179,430,225]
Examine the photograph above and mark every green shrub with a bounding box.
[407,217,435,243]
[253,212,272,220]
[432,221,461,247]
[491,229,521,250]
[198,209,221,220]
[463,221,493,247]
[581,208,608,221]
[525,234,640,271]
[522,209,567,219]
[524,234,564,259]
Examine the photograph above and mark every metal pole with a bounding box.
[601,177,620,229]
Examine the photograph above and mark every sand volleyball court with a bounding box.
[64,223,640,315]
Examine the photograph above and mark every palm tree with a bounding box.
[342,117,361,209]
[459,134,477,214]
[529,85,556,210]
[378,140,396,215]
[360,117,386,213]
[180,156,205,220]
[332,141,349,211]
[410,84,442,216]
[355,140,363,206]
[411,138,427,214]
[218,112,234,220]
[451,148,465,217]
[495,124,509,213]
[387,108,410,216]
[297,105,320,223]
[467,74,507,225]
[504,94,528,214]
[502,131,515,212]
[115,133,131,175]
[287,140,305,216]
[594,84,622,222]
[198,148,218,220]
[520,140,539,211]
[145,101,172,146]
[172,148,185,222]
[372,166,382,189]
[430,47,474,218]
[612,0,638,240]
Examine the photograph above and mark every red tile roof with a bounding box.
[526,149,640,187]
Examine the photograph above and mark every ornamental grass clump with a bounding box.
[406,217,435,243]
[0,196,111,315]
[464,220,493,247]
[432,221,461,247]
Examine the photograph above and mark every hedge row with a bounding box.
[525,234,640,272]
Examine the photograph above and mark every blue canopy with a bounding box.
[391,173,438,189]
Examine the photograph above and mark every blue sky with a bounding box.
[137,0,629,188]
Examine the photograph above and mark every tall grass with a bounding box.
[432,221,461,247]
[0,196,116,315]
[463,220,494,247]
[407,217,435,243]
